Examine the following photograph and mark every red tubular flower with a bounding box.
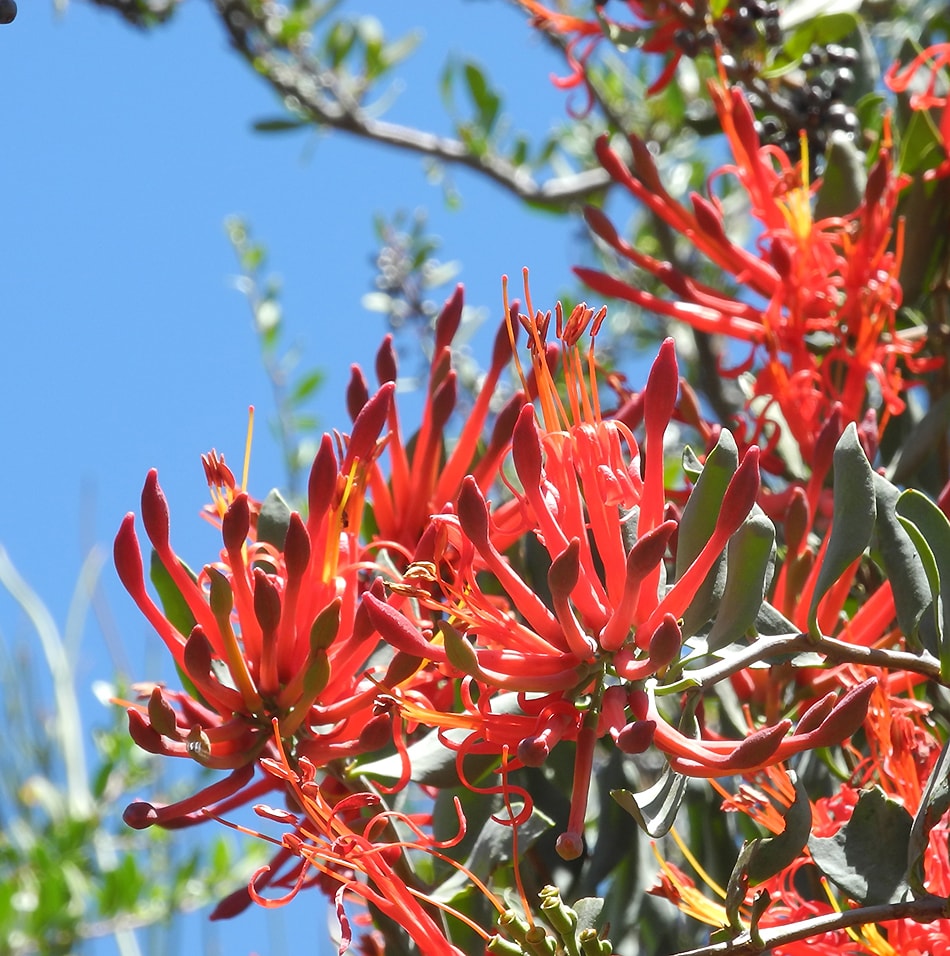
[379,276,857,857]
[886,44,950,181]
[356,286,520,555]
[579,82,939,462]
[114,388,406,827]
[226,725,505,956]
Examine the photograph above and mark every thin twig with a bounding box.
[672,893,949,955]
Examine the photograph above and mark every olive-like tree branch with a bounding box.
[210,0,612,210]
[674,893,950,956]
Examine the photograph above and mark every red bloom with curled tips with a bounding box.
[114,384,409,831]
[579,82,939,462]
[368,278,873,858]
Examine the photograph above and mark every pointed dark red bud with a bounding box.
[723,719,791,771]
[375,334,397,385]
[731,85,761,155]
[512,404,543,489]
[457,476,491,547]
[147,687,182,740]
[628,688,649,721]
[485,392,523,457]
[809,678,877,746]
[548,539,580,598]
[691,194,728,245]
[308,434,338,520]
[114,513,145,595]
[283,512,311,579]
[717,446,760,537]
[865,153,888,208]
[617,719,656,755]
[353,577,386,643]
[358,713,395,752]
[210,886,255,921]
[626,134,663,193]
[253,569,281,632]
[345,382,394,469]
[627,520,676,580]
[785,487,809,557]
[362,593,446,663]
[644,338,679,436]
[583,205,621,247]
[813,403,844,482]
[770,237,792,278]
[346,365,370,421]
[141,469,170,550]
[184,625,214,678]
[434,284,464,353]
[793,692,837,738]
[128,708,166,754]
[647,613,682,670]
[222,494,250,553]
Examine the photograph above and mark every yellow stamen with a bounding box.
[243,405,254,493]
[670,825,728,899]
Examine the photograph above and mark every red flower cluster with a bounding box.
[579,83,937,465]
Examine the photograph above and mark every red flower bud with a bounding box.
[346,365,370,421]
[647,613,682,671]
[283,512,311,580]
[222,494,250,554]
[375,334,397,385]
[344,382,394,471]
[457,476,491,547]
[434,284,464,353]
[308,434,338,521]
[253,569,282,633]
[141,469,170,551]
[512,404,543,490]
[617,719,656,755]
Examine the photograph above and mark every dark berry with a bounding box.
[0,0,16,23]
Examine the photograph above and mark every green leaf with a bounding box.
[808,423,875,640]
[809,787,912,904]
[815,132,867,219]
[746,771,812,884]
[908,737,950,897]
[898,108,943,177]
[872,472,933,653]
[257,489,293,550]
[252,117,307,134]
[463,60,501,133]
[677,429,739,637]
[705,512,776,653]
[897,489,950,678]
[290,368,325,404]
[611,764,687,838]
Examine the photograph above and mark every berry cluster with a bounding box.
[673,1,781,59]
[753,44,861,169]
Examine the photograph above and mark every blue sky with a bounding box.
[0,1,589,952]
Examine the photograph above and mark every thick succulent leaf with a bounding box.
[809,787,911,904]
[908,737,950,897]
[897,489,950,678]
[677,429,739,637]
[873,472,933,652]
[705,512,776,653]
[611,764,687,839]
[746,772,812,884]
[257,488,293,549]
[808,423,876,639]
